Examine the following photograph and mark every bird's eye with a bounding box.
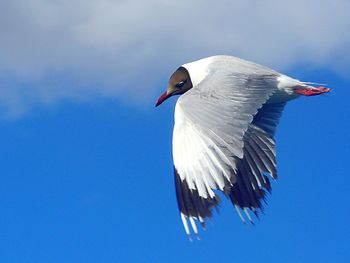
[175,81,186,89]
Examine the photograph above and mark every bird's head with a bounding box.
[155,66,193,107]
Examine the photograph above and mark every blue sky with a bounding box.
[1,1,350,263]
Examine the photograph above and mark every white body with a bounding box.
[171,55,318,238]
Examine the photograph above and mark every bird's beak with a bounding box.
[156,85,180,107]
[155,91,170,107]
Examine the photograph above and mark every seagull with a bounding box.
[155,55,330,239]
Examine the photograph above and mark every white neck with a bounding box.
[182,57,213,86]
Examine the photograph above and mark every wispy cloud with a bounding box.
[1,0,349,115]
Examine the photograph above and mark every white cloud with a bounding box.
[0,0,349,115]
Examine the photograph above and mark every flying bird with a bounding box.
[155,55,330,239]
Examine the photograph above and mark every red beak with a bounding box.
[155,91,170,107]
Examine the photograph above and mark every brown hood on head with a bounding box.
[155,66,193,107]
[168,66,193,94]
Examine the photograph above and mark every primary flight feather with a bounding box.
[155,55,330,239]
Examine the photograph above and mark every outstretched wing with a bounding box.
[172,68,285,237]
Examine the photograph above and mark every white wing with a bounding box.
[173,69,278,192]
[172,66,282,237]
